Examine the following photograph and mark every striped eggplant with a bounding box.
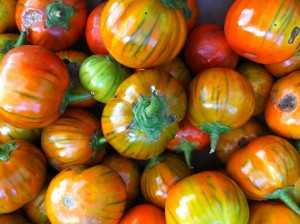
[224,0,300,64]
[79,54,131,104]
[186,67,255,154]
[165,171,249,223]
[45,165,127,224]
[101,69,187,160]
[0,140,47,214]
[226,135,300,215]
[99,0,190,69]
[0,45,93,129]
[140,153,193,209]
[41,107,106,171]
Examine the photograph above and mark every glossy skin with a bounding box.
[224,0,300,64]
[165,171,249,223]
[187,67,255,129]
[265,50,300,78]
[0,119,42,144]
[41,108,105,171]
[248,202,300,224]
[101,153,141,208]
[265,71,300,139]
[0,140,47,214]
[0,45,70,129]
[119,204,166,224]
[236,61,274,116]
[216,117,269,164]
[140,153,193,209]
[101,69,187,160]
[226,135,300,201]
[0,211,28,224]
[0,0,18,33]
[79,54,131,103]
[85,1,109,55]
[152,56,192,89]
[56,49,98,108]
[45,165,127,224]
[15,0,88,51]
[183,23,239,75]
[167,117,210,167]
[100,0,187,69]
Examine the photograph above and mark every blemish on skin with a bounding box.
[288,27,300,44]
[23,11,43,28]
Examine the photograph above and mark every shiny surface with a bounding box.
[41,108,104,171]
[140,153,193,208]
[186,67,255,129]
[101,154,141,208]
[0,140,47,213]
[215,117,269,164]
[100,0,187,69]
[226,135,300,200]
[224,0,300,64]
[101,69,187,160]
[265,71,300,139]
[248,202,300,224]
[0,45,70,129]
[236,61,274,116]
[264,50,300,78]
[45,165,127,224]
[165,171,249,223]
[15,0,88,51]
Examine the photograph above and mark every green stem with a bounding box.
[89,129,107,158]
[145,152,170,169]
[59,88,94,114]
[172,137,200,168]
[200,122,231,154]
[264,186,300,215]
[161,0,192,19]
[131,86,176,140]
[0,141,18,162]
[0,31,28,54]
[45,1,75,29]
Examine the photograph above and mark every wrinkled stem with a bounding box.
[0,141,18,162]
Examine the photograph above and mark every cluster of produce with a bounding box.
[0,0,299,223]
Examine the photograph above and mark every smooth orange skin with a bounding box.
[224,0,300,64]
[56,49,98,109]
[186,67,255,129]
[0,45,70,129]
[165,171,249,223]
[119,204,166,224]
[45,165,127,224]
[0,0,18,33]
[226,135,300,200]
[41,108,104,171]
[140,153,193,209]
[0,211,28,224]
[85,1,109,55]
[248,201,300,224]
[265,70,300,139]
[264,50,300,79]
[100,0,187,69]
[101,154,141,208]
[236,61,274,116]
[0,140,47,214]
[15,0,88,51]
[183,23,239,75]
[215,117,269,164]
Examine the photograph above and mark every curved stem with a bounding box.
[200,122,230,154]
[89,129,107,158]
[264,186,300,215]
[145,152,170,169]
